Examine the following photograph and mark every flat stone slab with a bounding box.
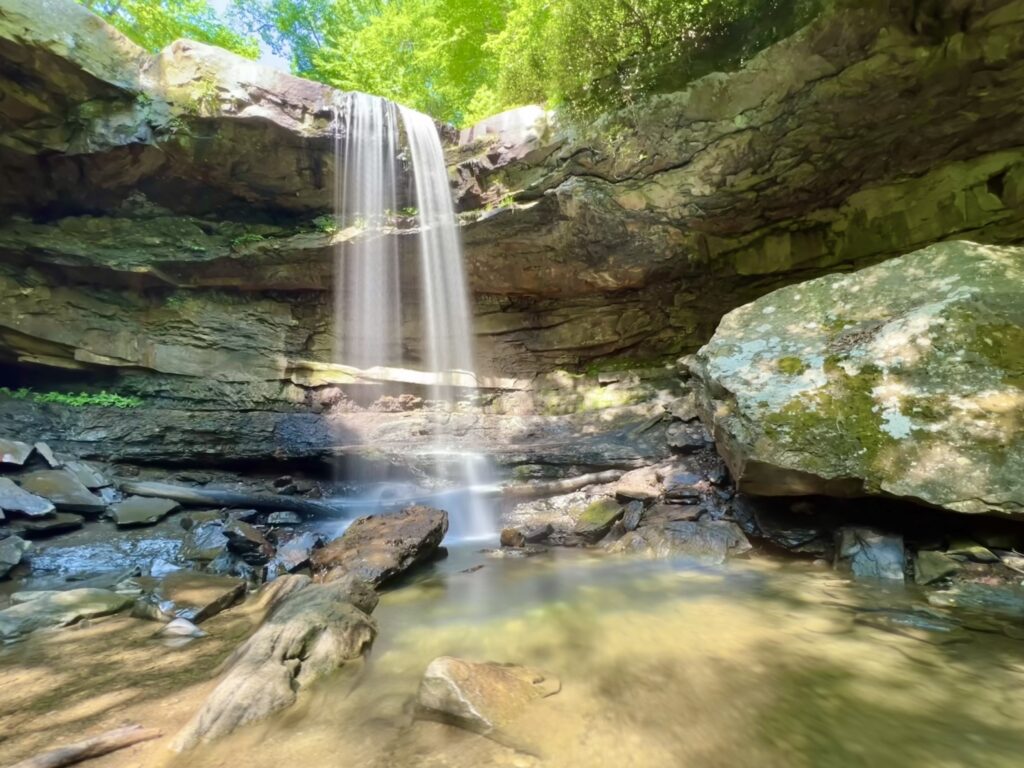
[33,441,60,468]
[109,495,180,527]
[63,460,110,489]
[0,477,56,517]
[153,570,246,623]
[0,588,133,639]
[607,520,751,564]
[12,512,85,538]
[572,497,623,542]
[417,656,560,735]
[17,469,107,514]
[0,438,33,466]
[311,505,448,586]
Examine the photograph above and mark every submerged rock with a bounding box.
[417,656,560,735]
[0,535,29,578]
[141,571,246,623]
[0,477,56,517]
[109,495,180,527]
[0,588,133,639]
[607,520,751,564]
[172,575,377,750]
[311,505,448,586]
[691,241,1024,517]
[834,527,905,582]
[17,469,106,514]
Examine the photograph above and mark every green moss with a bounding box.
[970,322,1024,387]
[577,498,621,525]
[776,356,809,376]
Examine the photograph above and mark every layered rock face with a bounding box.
[2,0,1024,463]
[690,240,1023,517]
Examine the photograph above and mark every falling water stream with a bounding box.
[332,93,495,540]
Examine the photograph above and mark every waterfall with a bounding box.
[333,93,496,541]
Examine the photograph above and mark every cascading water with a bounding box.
[332,93,496,541]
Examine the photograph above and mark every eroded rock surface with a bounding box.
[691,241,1024,516]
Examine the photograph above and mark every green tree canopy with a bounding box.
[78,0,259,58]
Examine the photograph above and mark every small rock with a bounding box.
[269,531,322,575]
[227,508,261,523]
[17,469,106,514]
[622,500,644,532]
[267,510,302,526]
[0,588,133,639]
[662,470,704,502]
[613,467,660,502]
[665,422,710,453]
[481,546,548,559]
[914,550,961,585]
[0,438,33,466]
[223,520,273,564]
[0,477,56,517]
[0,536,30,578]
[666,392,700,422]
[63,460,110,489]
[417,656,560,735]
[946,539,999,563]
[521,523,553,543]
[149,558,182,578]
[500,528,526,548]
[572,498,623,542]
[32,442,60,468]
[12,512,84,538]
[834,527,905,581]
[159,617,207,638]
[180,521,229,562]
[109,496,180,527]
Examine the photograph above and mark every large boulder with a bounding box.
[691,241,1024,516]
[311,505,448,586]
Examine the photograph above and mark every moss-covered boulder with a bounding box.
[691,241,1023,516]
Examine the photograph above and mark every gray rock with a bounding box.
[269,531,322,574]
[0,588,133,639]
[914,550,961,585]
[0,438,33,466]
[63,460,110,489]
[662,470,704,502]
[607,520,751,564]
[32,441,60,468]
[835,527,905,581]
[622,500,644,532]
[109,495,180,527]
[223,520,273,564]
[0,536,29,578]
[521,523,553,543]
[311,505,448,586]
[171,575,377,750]
[613,467,660,502]
[417,656,560,735]
[945,539,1000,563]
[0,477,56,517]
[266,510,302,526]
[180,521,229,562]
[665,422,710,453]
[17,469,106,514]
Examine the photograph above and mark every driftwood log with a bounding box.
[501,469,624,499]
[120,481,339,517]
[9,725,161,768]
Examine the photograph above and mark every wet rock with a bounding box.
[926,583,1024,620]
[665,422,710,453]
[172,575,377,750]
[914,550,961,585]
[223,520,273,564]
[0,588,133,639]
[662,470,704,502]
[613,467,660,502]
[268,532,322,575]
[227,508,260,523]
[266,510,302,526]
[109,495,180,527]
[0,438,33,466]
[63,460,110,489]
[0,535,29,578]
[522,523,553,543]
[180,521,229,562]
[643,503,702,525]
[159,617,206,638]
[500,528,526,548]
[417,656,560,735]
[149,558,182,578]
[32,441,59,468]
[622,500,644,532]
[854,610,969,645]
[608,520,751,564]
[946,539,999,563]
[11,512,84,538]
[153,570,246,623]
[834,527,905,582]
[0,477,56,517]
[17,469,106,514]
[691,241,1024,517]
[311,505,448,587]
[572,498,623,543]
[481,545,549,559]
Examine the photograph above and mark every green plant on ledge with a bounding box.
[0,388,143,408]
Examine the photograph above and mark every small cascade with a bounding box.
[332,93,496,541]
